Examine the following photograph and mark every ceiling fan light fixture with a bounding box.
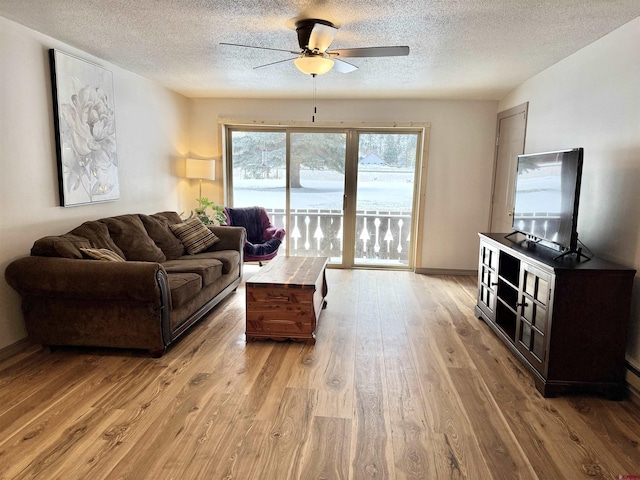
[294,55,334,75]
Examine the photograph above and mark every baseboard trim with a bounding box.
[415,268,477,276]
[0,338,33,362]
[626,361,640,405]
[627,383,640,406]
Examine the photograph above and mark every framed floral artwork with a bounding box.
[49,49,119,206]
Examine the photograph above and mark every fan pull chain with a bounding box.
[312,73,317,122]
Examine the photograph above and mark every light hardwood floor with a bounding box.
[1,267,639,479]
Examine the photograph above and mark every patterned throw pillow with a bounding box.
[169,218,220,255]
[80,248,126,262]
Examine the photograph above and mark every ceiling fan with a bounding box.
[220,18,410,76]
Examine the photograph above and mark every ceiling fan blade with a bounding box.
[308,23,338,52]
[328,46,410,58]
[253,57,298,70]
[332,58,358,73]
[220,42,300,55]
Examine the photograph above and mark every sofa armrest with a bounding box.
[207,226,246,253]
[5,256,165,302]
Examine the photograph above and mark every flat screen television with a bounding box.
[511,148,584,254]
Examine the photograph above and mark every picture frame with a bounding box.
[49,49,119,207]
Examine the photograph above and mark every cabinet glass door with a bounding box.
[516,264,552,374]
[477,242,498,321]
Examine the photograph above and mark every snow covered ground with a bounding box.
[233,167,415,211]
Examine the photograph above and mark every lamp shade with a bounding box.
[185,158,215,180]
[294,56,334,75]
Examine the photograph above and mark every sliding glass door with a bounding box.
[353,132,419,267]
[226,126,422,269]
[289,132,346,263]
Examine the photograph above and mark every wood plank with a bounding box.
[408,329,495,479]
[41,407,126,480]
[0,355,135,478]
[300,416,352,480]
[402,275,503,477]
[352,353,395,479]
[313,319,356,419]
[287,269,356,418]
[384,361,435,480]
[382,271,435,479]
[235,343,301,421]
[252,387,317,479]
[354,270,383,357]
[0,353,93,431]
[516,397,633,478]
[98,376,229,478]
[447,367,537,479]
[159,393,252,479]
[0,357,139,478]
[8,407,116,479]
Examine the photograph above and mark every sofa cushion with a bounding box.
[180,250,239,275]
[140,214,186,260]
[100,214,166,262]
[169,218,220,255]
[162,259,222,286]
[80,248,126,262]
[70,221,126,258]
[31,234,92,259]
[153,211,183,224]
[167,272,202,308]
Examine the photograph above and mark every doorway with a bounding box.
[489,103,528,233]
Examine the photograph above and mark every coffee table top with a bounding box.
[246,256,328,289]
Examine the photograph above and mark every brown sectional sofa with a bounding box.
[5,211,245,357]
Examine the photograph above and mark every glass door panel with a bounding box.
[229,129,287,233]
[289,132,346,263]
[354,133,419,267]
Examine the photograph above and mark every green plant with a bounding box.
[189,197,226,225]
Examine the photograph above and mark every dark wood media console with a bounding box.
[475,232,635,399]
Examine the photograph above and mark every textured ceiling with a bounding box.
[1,0,638,100]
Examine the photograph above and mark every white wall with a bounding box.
[499,18,640,368]
[0,17,191,350]
[189,98,499,271]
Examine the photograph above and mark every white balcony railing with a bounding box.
[265,208,411,265]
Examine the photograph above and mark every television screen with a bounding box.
[511,148,583,252]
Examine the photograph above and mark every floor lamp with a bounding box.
[185,158,216,198]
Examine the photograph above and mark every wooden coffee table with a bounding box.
[245,256,328,345]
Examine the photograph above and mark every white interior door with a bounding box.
[490,103,528,233]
